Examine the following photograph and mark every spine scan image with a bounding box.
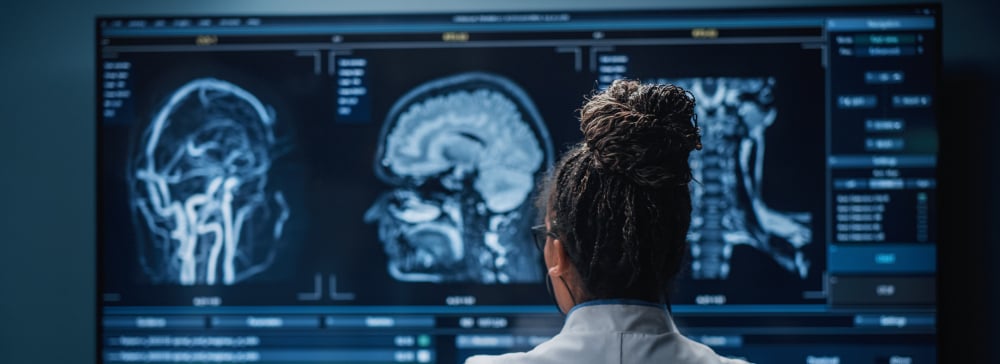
[128,78,291,285]
[671,77,813,280]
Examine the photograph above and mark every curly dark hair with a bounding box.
[540,79,701,303]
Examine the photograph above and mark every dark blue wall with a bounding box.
[0,0,995,362]
[935,0,1000,362]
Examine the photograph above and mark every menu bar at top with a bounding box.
[97,10,935,38]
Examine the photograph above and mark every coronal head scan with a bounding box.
[365,72,554,284]
[670,77,813,280]
[129,78,290,286]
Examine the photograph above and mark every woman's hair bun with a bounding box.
[579,79,701,187]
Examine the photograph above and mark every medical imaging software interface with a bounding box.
[98,5,939,363]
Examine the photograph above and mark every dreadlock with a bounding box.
[540,79,701,303]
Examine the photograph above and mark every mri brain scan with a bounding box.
[365,72,554,284]
[129,78,290,286]
[670,77,813,280]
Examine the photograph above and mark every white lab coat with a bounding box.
[465,301,751,364]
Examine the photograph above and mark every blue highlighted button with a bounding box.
[829,244,935,273]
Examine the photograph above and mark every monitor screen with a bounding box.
[98,4,940,363]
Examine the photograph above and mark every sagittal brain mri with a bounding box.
[365,72,554,284]
[129,78,290,286]
[672,77,813,280]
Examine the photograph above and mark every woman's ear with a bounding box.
[548,237,583,310]
[547,238,571,276]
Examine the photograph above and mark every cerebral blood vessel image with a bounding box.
[669,77,813,280]
[365,72,554,284]
[129,78,290,286]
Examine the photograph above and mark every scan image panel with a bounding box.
[128,78,291,286]
[366,72,554,284]
[668,77,814,280]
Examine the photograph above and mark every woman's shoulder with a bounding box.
[672,333,754,364]
[464,331,753,364]
[463,350,559,364]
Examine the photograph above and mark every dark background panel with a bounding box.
[100,42,831,307]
